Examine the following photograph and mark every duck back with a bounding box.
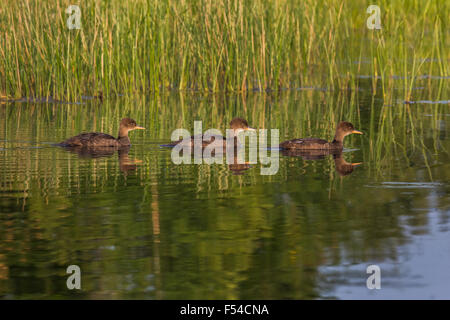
[279,138,333,150]
[59,132,119,147]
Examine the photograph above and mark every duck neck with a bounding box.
[331,131,345,147]
[225,135,240,147]
[118,128,131,145]
[229,129,239,139]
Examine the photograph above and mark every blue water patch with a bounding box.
[365,182,442,189]
[404,100,450,105]
[357,75,450,80]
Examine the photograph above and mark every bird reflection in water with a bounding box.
[228,157,252,175]
[200,150,252,175]
[281,149,362,176]
[60,145,142,174]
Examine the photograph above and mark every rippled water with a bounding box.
[0,85,449,299]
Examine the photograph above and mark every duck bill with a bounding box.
[352,130,363,135]
[351,162,363,166]
[134,126,146,130]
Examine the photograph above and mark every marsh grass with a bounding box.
[0,0,448,100]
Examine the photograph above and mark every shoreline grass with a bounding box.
[0,0,448,100]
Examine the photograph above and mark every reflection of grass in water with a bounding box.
[367,83,449,181]
[0,0,448,100]
[1,85,447,188]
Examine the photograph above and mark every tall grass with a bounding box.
[0,0,448,100]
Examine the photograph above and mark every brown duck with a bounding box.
[165,117,255,149]
[58,118,145,148]
[279,121,363,150]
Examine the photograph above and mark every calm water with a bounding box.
[0,83,449,299]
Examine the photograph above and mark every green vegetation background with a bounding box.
[0,0,448,100]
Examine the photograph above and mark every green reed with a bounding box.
[0,0,447,100]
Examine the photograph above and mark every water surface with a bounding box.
[0,84,449,299]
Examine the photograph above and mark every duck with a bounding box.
[164,117,255,149]
[58,118,145,148]
[279,121,362,150]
